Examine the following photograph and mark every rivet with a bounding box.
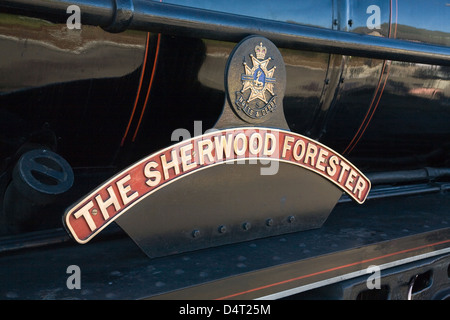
[192,230,200,238]
[288,216,295,223]
[266,219,273,226]
[91,208,98,216]
[242,222,251,231]
[218,225,227,234]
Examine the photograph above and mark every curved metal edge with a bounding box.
[62,127,371,244]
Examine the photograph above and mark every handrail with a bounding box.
[2,0,450,65]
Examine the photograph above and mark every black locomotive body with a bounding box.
[0,0,449,301]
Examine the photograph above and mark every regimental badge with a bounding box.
[237,42,277,117]
[226,36,286,124]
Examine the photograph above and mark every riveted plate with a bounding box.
[115,159,343,258]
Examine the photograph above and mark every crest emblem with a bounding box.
[241,42,276,104]
[225,36,286,125]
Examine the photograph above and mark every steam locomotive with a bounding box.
[0,0,449,300]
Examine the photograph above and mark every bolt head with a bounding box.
[242,222,251,230]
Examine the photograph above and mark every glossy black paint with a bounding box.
[3,0,450,64]
[0,0,449,235]
[0,21,147,168]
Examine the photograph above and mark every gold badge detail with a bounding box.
[235,42,277,119]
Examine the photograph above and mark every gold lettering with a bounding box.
[345,169,358,192]
[282,136,295,158]
[214,134,233,160]
[249,132,263,155]
[73,201,96,232]
[354,176,367,200]
[326,155,339,177]
[144,161,161,187]
[263,133,276,156]
[95,186,120,220]
[315,148,329,172]
[304,143,318,166]
[293,139,306,161]
[116,174,138,206]
[338,161,351,183]
[198,139,214,165]
[234,133,247,156]
[161,149,180,180]
[180,144,197,171]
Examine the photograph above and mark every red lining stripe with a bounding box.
[344,61,392,154]
[343,0,397,155]
[120,32,151,147]
[132,33,161,142]
[216,238,450,300]
[343,60,388,154]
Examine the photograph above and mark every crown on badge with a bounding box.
[255,42,267,60]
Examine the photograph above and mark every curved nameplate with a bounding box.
[63,127,370,246]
